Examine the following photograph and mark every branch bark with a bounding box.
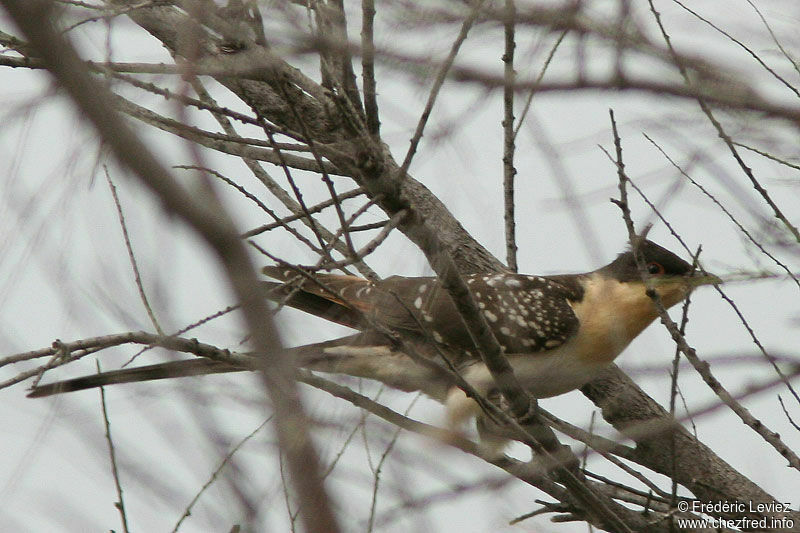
[0,2,341,531]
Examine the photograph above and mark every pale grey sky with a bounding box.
[1,1,799,531]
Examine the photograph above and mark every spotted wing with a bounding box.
[368,273,583,355]
[263,267,583,356]
[462,273,583,354]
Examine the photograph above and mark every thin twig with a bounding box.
[375,475,512,529]
[399,0,486,177]
[175,165,325,256]
[184,79,375,279]
[669,253,696,523]
[110,94,336,174]
[315,196,385,270]
[744,0,800,77]
[512,29,567,141]
[97,361,131,533]
[733,141,800,172]
[366,394,422,532]
[778,396,800,433]
[642,134,799,290]
[322,387,386,481]
[646,0,800,243]
[250,208,405,271]
[105,167,164,335]
[608,109,800,472]
[278,448,298,533]
[242,188,365,238]
[268,82,357,263]
[669,0,800,98]
[173,417,272,532]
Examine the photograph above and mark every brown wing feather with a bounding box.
[262,267,374,326]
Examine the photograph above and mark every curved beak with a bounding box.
[687,271,723,287]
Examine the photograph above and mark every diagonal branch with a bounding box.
[399,0,486,177]
[0,3,341,531]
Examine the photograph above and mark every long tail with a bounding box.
[27,334,450,400]
[28,268,372,398]
[27,335,361,398]
[27,358,241,398]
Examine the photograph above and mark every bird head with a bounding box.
[598,238,721,308]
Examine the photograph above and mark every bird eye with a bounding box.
[647,262,665,275]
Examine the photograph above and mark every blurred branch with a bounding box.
[361,0,379,135]
[0,2,341,531]
[105,168,165,336]
[399,0,486,177]
[606,110,800,519]
[647,0,800,243]
[112,94,341,174]
[97,361,131,533]
[173,417,272,533]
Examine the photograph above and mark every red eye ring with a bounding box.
[647,262,665,276]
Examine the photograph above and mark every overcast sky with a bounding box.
[1,1,799,531]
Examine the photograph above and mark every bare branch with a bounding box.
[609,109,800,473]
[97,361,131,533]
[104,168,164,336]
[501,0,517,272]
[399,0,486,177]
[361,0,379,135]
[0,2,340,530]
[646,0,800,243]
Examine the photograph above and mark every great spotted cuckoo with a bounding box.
[28,239,719,430]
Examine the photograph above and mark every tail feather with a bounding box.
[27,334,433,398]
[261,271,369,329]
[27,334,451,401]
[28,269,434,399]
[27,358,241,398]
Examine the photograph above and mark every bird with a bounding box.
[27,239,720,431]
